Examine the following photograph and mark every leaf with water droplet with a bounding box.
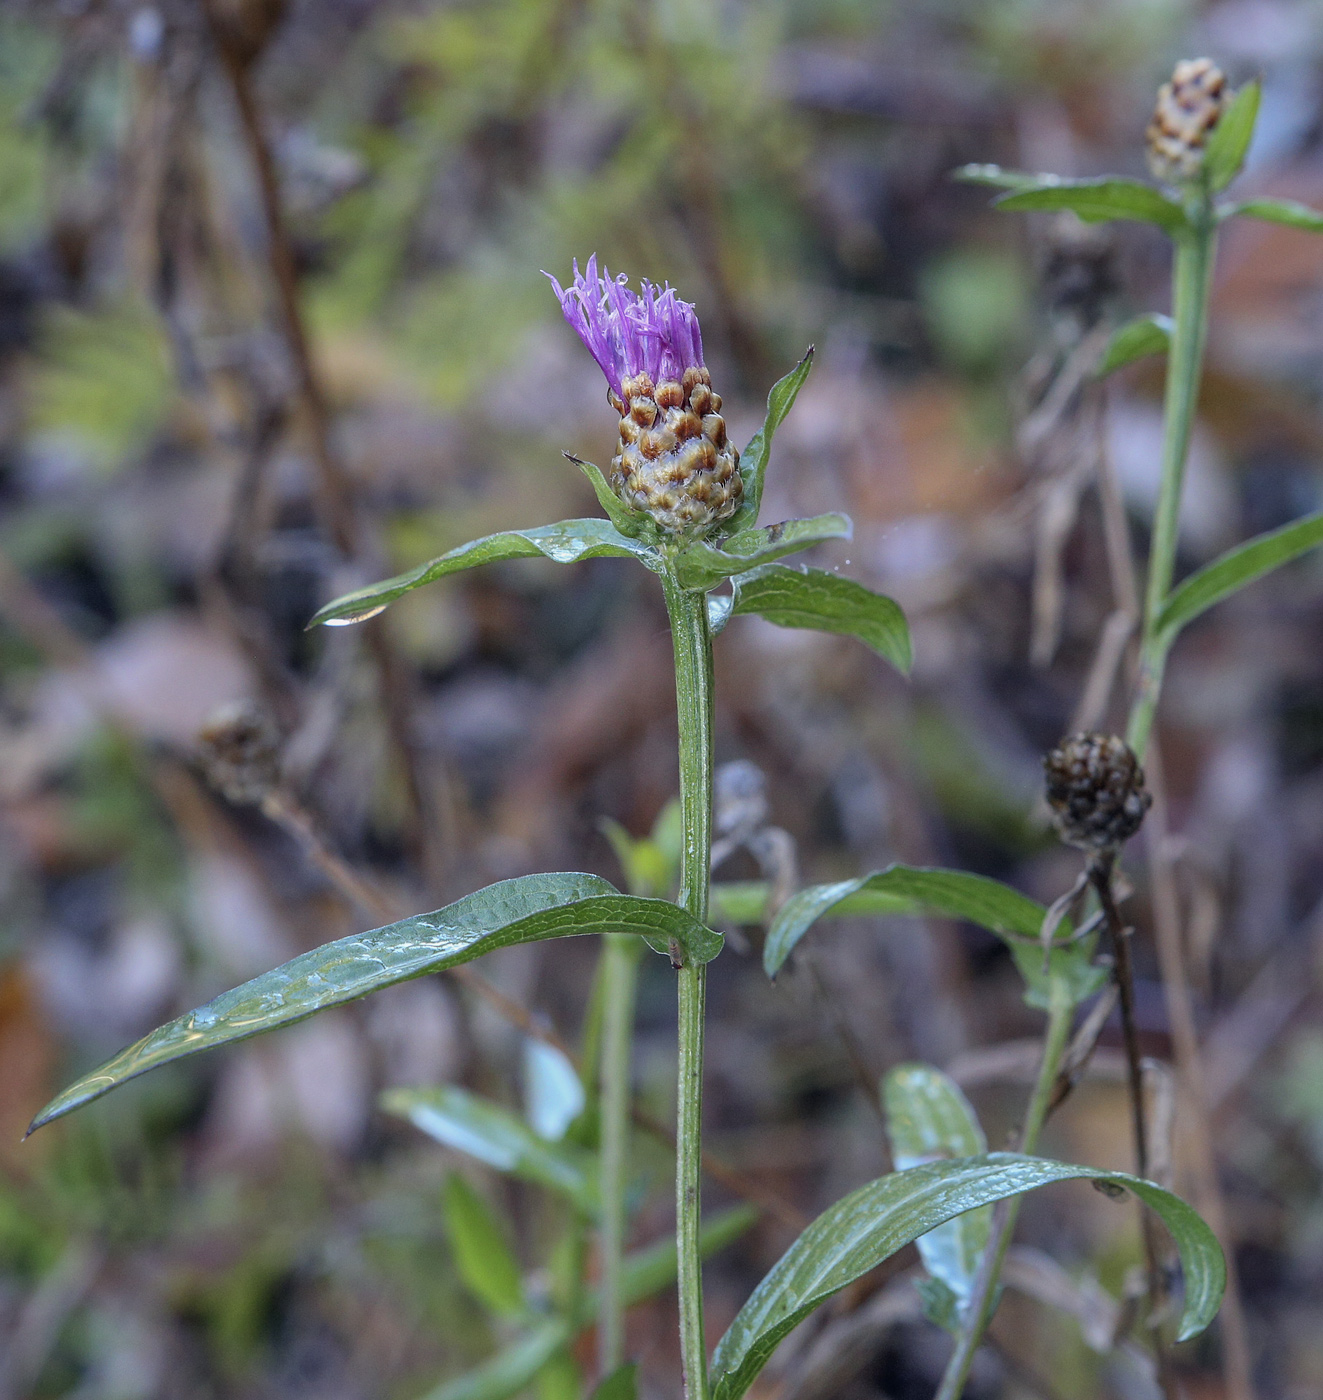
[28,875,721,1133]
[309,520,662,628]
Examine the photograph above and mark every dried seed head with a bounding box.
[1043,732,1151,851]
[1146,58,1229,184]
[197,700,282,805]
[548,257,742,535]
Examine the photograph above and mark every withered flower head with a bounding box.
[197,699,282,806]
[1043,732,1151,851]
[548,257,742,536]
[1146,58,1229,184]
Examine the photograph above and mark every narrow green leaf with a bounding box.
[1224,196,1323,232]
[726,348,814,533]
[763,865,1106,1009]
[1202,81,1260,193]
[309,520,660,627]
[28,875,722,1133]
[952,163,1052,192]
[564,454,648,538]
[708,1153,1226,1400]
[589,1362,638,1400]
[726,564,911,673]
[1156,510,1323,647]
[392,1087,597,1211]
[420,1319,572,1400]
[993,178,1187,234]
[1095,313,1172,377]
[444,1172,526,1315]
[675,514,852,592]
[883,1066,990,1311]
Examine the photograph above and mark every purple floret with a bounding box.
[546,256,705,398]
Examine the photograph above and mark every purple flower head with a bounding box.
[546,257,706,399]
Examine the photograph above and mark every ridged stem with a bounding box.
[598,931,642,1376]
[662,575,715,1400]
[933,976,1075,1400]
[1128,204,1217,759]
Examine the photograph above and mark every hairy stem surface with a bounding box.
[934,977,1074,1400]
[599,932,642,1375]
[663,577,715,1400]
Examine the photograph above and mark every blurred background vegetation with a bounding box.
[2,0,1323,1396]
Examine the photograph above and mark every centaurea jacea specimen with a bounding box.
[25,247,1228,1400]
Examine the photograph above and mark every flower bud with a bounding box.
[1043,732,1151,851]
[548,258,742,536]
[1146,58,1229,185]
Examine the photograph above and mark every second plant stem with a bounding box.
[934,976,1075,1400]
[941,193,1220,1400]
[1128,199,1217,760]
[664,575,715,1400]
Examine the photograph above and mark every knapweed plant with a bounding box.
[34,53,1323,1393]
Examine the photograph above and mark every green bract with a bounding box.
[1201,80,1260,193]
[725,347,815,534]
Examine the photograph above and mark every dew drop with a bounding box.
[325,604,389,626]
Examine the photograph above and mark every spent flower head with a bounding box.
[548,257,742,537]
[1146,58,1230,184]
[1043,732,1151,852]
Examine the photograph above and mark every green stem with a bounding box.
[933,976,1074,1400]
[598,931,642,1376]
[1128,203,1217,759]
[662,575,715,1400]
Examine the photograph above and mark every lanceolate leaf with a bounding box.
[883,1066,990,1315]
[763,865,1106,1009]
[444,1171,527,1314]
[1096,313,1172,377]
[993,178,1188,235]
[675,514,852,591]
[28,875,722,1133]
[708,1154,1226,1400]
[1202,80,1261,193]
[421,1319,572,1400]
[309,520,660,627]
[1224,196,1323,232]
[725,564,911,673]
[1155,510,1323,647]
[726,348,815,533]
[765,866,1043,975]
[391,1089,596,1213]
